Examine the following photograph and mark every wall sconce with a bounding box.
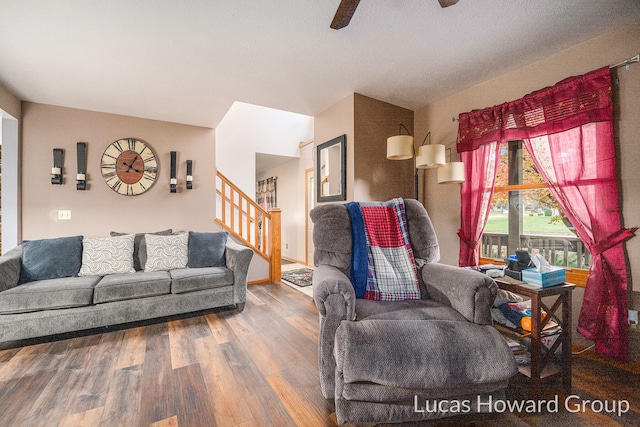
[76,142,87,190]
[51,148,63,185]
[437,147,466,184]
[186,160,193,189]
[386,123,445,198]
[170,151,177,193]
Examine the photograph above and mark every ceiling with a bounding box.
[1,1,639,128]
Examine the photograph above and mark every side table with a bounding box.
[494,277,576,396]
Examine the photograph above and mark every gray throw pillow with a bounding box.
[187,231,228,268]
[110,229,173,271]
[19,235,83,283]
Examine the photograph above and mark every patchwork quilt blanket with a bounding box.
[346,198,420,301]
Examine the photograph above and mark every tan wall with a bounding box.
[354,94,414,201]
[0,84,21,120]
[314,93,416,203]
[415,20,640,354]
[21,103,217,239]
[314,94,355,202]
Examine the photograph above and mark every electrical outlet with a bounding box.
[58,210,71,220]
[629,309,639,326]
[286,243,289,249]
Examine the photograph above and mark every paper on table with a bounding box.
[530,253,552,272]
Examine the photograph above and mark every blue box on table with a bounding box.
[521,266,566,288]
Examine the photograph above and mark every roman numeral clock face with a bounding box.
[101,138,158,196]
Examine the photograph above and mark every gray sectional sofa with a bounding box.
[0,230,253,345]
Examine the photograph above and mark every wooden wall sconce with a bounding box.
[51,148,63,185]
[76,142,87,190]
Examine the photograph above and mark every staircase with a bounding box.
[215,171,281,283]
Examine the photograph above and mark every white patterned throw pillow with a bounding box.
[79,234,136,276]
[144,233,189,272]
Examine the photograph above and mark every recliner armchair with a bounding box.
[311,199,518,425]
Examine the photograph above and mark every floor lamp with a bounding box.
[387,123,445,198]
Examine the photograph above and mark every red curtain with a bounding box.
[457,142,500,267]
[456,67,636,360]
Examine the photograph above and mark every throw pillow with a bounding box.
[110,229,173,271]
[187,231,228,268]
[79,234,136,276]
[144,233,189,272]
[19,235,84,283]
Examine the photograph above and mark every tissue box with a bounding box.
[521,266,566,288]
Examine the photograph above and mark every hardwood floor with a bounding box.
[0,282,639,426]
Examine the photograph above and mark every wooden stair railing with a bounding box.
[215,171,281,283]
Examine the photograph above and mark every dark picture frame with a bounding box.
[316,134,346,202]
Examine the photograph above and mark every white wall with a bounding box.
[216,101,313,279]
[216,102,313,197]
[257,142,314,264]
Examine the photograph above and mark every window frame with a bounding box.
[479,141,588,287]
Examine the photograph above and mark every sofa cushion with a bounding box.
[93,271,171,304]
[0,276,100,314]
[144,233,189,272]
[170,267,234,294]
[110,229,173,271]
[79,234,136,276]
[187,231,228,268]
[355,298,468,322]
[19,235,83,284]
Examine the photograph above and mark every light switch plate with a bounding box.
[58,210,71,220]
[629,309,639,326]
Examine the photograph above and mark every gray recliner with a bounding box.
[311,199,518,425]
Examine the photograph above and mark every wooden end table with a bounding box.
[494,277,576,396]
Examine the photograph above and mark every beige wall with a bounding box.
[21,103,217,239]
[314,94,355,201]
[354,94,414,201]
[415,20,640,354]
[416,19,640,274]
[314,93,415,204]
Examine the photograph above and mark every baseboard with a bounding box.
[282,256,307,265]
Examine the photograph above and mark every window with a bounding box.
[481,141,591,270]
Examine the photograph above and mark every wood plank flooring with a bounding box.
[0,282,639,426]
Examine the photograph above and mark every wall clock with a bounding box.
[101,138,158,196]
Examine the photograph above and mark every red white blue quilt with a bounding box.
[346,198,420,301]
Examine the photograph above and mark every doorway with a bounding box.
[1,112,19,254]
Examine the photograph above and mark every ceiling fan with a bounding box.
[330,0,460,30]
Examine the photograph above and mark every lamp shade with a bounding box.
[437,162,466,184]
[416,144,445,169]
[386,135,414,160]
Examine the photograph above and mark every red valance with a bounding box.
[457,67,613,152]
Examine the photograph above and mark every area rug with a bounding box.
[282,268,313,287]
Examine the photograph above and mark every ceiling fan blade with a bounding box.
[438,0,460,7]
[331,0,361,30]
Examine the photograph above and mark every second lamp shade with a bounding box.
[416,144,445,169]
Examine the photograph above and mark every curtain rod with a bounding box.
[450,56,639,122]
[610,54,639,70]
